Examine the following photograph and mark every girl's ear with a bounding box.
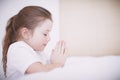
[20,27,32,40]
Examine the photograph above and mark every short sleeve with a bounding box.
[7,42,42,74]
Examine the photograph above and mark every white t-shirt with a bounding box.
[6,41,49,80]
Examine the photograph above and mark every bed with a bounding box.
[17,56,120,80]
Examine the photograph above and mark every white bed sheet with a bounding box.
[18,56,120,80]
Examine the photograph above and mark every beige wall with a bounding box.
[60,0,120,56]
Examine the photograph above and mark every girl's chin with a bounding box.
[34,45,46,51]
[34,48,44,52]
[40,47,45,51]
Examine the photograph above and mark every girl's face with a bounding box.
[27,19,52,51]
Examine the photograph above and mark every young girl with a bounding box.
[2,6,68,80]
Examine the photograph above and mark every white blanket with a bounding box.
[18,56,120,80]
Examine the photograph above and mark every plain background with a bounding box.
[60,0,120,56]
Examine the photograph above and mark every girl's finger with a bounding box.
[57,40,62,54]
[64,43,68,57]
[54,41,60,53]
[61,41,65,54]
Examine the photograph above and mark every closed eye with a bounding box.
[43,33,47,36]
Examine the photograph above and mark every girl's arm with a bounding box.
[25,62,62,74]
[25,41,68,74]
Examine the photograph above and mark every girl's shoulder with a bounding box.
[9,41,33,50]
[7,41,36,58]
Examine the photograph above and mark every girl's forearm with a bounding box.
[25,62,61,74]
[42,63,62,72]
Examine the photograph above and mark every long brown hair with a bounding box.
[2,6,52,76]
